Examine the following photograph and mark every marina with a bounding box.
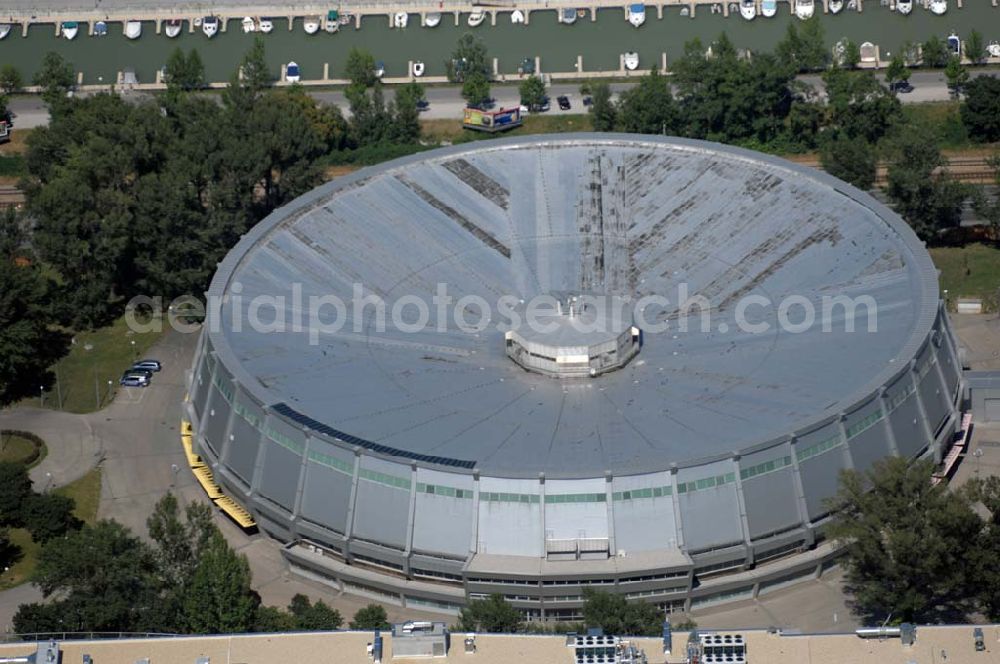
[0,1,998,87]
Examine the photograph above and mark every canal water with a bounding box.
[0,4,997,85]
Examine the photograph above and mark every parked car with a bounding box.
[582,96,593,107]
[557,95,571,110]
[132,359,162,372]
[893,80,914,94]
[120,374,149,387]
[123,368,153,381]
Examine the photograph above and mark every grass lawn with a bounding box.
[35,315,165,414]
[0,528,41,591]
[0,432,47,468]
[929,243,1000,311]
[420,113,593,145]
[54,467,103,525]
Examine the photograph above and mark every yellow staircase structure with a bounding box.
[180,420,256,530]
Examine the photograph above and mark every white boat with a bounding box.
[124,20,142,39]
[242,16,256,32]
[202,16,219,38]
[929,0,946,14]
[286,61,300,83]
[259,18,273,33]
[164,19,181,38]
[896,0,912,14]
[859,41,877,63]
[326,11,340,32]
[627,3,646,27]
[61,21,79,40]
[424,12,441,27]
[0,24,9,40]
[947,32,960,55]
[304,16,321,34]
[413,61,425,77]
[511,10,525,23]
[624,51,639,70]
[761,0,778,16]
[93,20,108,36]
[828,0,843,12]
[989,41,1000,58]
[394,12,408,27]
[560,8,578,23]
[794,0,814,20]
[739,0,756,20]
[467,11,486,27]
[375,61,385,78]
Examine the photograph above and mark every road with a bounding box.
[6,69,994,128]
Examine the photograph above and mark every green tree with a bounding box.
[589,82,617,132]
[21,493,81,543]
[457,593,523,633]
[519,75,546,111]
[344,47,377,88]
[944,56,969,99]
[837,39,861,69]
[16,520,160,632]
[965,30,986,64]
[288,594,343,630]
[147,493,216,588]
[884,132,968,241]
[391,81,424,143]
[32,52,75,107]
[240,35,272,94]
[971,155,1000,240]
[254,605,298,632]
[822,68,900,143]
[446,33,490,84]
[350,603,390,630]
[582,589,663,636]
[921,36,950,68]
[182,532,260,634]
[885,53,910,91]
[0,65,23,94]
[776,18,827,72]
[0,527,15,569]
[820,135,877,191]
[617,68,676,135]
[967,476,1000,620]
[461,72,492,109]
[0,210,65,405]
[164,48,205,93]
[0,461,32,524]
[960,75,1000,142]
[828,457,981,623]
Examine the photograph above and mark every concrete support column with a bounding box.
[879,388,901,456]
[539,472,547,556]
[469,470,481,555]
[343,450,362,559]
[403,462,417,577]
[604,472,616,557]
[909,360,938,461]
[787,436,814,538]
[730,454,754,568]
[837,414,855,472]
[290,432,313,522]
[669,464,685,550]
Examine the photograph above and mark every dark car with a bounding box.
[132,359,162,373]
[416,99,430,112]
[582,96,593,107]
[557,95,571,110]
[893,80,914,94]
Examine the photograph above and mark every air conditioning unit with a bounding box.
[617,549,627,558]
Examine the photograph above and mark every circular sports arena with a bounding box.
[185,134,962,620]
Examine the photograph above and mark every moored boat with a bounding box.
[828,0,844,12]
[947,32,960,56]
[897,0,912,14]
[393,12,408,28]
[326,10,340,32]
[761,0,778,17]
[989,41,1000,58]
[468,11,486,27]
[202,16,219,38]
[259,18,273,33]
[93,20,108,36]
[424,12,441,27]
[929,0,947,14]
[374,61,386,78]
[124,20,142,39]
[511,9,525,24]
[0,24,9,40]
[413,61,425,77]
[242,16,256,32]
[286,61,300,83]
[560,7,578,23]
[794,0,815,20]
[164,19,181,38]
[859,41,877,63]
[627,3,646,27]
[624,51,639,70]
[303,15,321,34]
[61,21,79,40]
[739,0,756,20]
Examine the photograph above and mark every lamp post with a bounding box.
[170,463,179,489]
[130,339,136,360]
[974,448,984,477]
[39,385,44,408]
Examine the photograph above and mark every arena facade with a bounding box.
[185,135,963,620]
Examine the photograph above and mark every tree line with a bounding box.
[12,491,391,636]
